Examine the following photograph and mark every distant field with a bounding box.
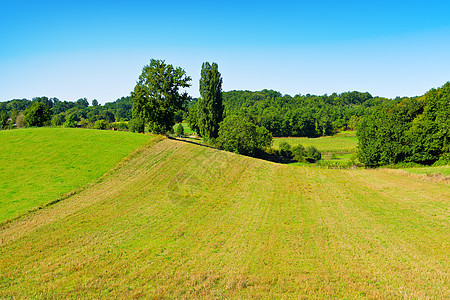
[273,131,358,152]
[173,122,196,135]
[0,128,154,223]
[401,165,450,176]
[1,137,448,298]
[273,131,358,163]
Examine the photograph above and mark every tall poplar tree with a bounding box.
[198,62,224,139]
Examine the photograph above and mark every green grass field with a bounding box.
[0,128,153,223]
[273,131,358,164]
[401,165,450,176]
[0,135,448,298]
[273,131,358,152]
[173,122,196,135]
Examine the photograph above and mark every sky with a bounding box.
[1,0,450,104]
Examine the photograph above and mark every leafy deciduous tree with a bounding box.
[216,115,272,156]
[24,102,51,127]
[132,59,191,134]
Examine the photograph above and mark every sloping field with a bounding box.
[0,138,448,298]
[0,128,153,223]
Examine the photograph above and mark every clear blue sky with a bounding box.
[1,0,449,104]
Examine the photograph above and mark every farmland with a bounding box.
[0,130,448,298]
[274,131,358,163]
[0,128,153,223]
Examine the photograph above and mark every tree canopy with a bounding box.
[24,102,51,127]
[198,62,224,139]
[357,82,450,166]
[216,115,272,156]
[131,59,191,134]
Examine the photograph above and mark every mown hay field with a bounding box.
[0,128,152,223]
[0,134,448,298]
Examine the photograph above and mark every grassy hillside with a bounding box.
[0,137,448,298]
[0,128,153,223]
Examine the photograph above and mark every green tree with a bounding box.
[93,119,109,130]
[24,102,51,127]
[131,59,191,134]
[305,146,322,163]
[0,110,9,129]
[91,99,99,107]
[51,115,64,127]
[175,123,184,137]
[186,100,200,134]
[291,144,306,162]
[198,62,224,139]
[64,114,76,128]
[216,115,272,156]
[129,118,145,133]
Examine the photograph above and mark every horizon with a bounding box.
[1,0,450,104]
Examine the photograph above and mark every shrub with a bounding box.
[93,119,109,130]
[175,123,184,137]
[216,115,272,156]
[129,118,145,133]
[305,146,322,163]
[278,141,293,159]
[64,114,76,128]
[292,144,306,162]
[51,115,64,127]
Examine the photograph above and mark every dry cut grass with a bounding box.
[0,137,448,298]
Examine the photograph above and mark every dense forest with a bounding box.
[219,90,389,137]
[357,82,449,167]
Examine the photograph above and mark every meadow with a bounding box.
[0,128,152,223]
[273,131,358,164]
[0,131,448,298]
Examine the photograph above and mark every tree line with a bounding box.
[357,82,449,167]
[1,58,448,166]
[0,96,133,130]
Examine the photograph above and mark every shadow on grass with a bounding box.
[168,136,298,164]
[167,136,219,150]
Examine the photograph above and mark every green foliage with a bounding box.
[24,102,51,127]
[358,82,450,167]
[186,100,200,134]
[175,123,184,137]
[76,98,89,108]
[64,114,76,128]
[51,114,64,127]
[0,110,9,129]
[279,141,291,152]
[111,122,129,130]
[222,90,378,137]
[198,62,224,139]
[129,118,145,133]
[216,115,272,156]
[93,119,109,130]
[131,59,192,134]
[91,99,99,107]
[291,144,306,162]
[305,146,322,163]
